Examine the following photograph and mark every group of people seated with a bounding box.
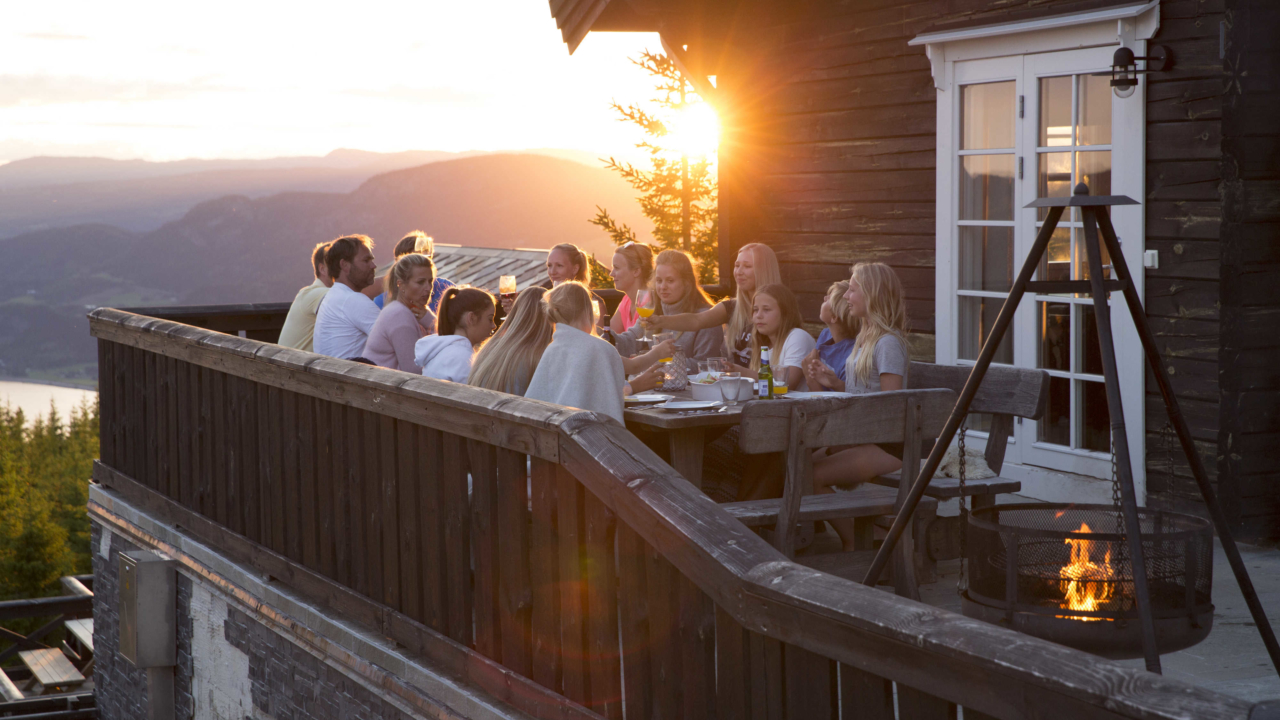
[280,231,912,551]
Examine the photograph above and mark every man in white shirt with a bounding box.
[313,235,382,359]
[277,241,334,352]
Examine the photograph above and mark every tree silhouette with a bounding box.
[592,51,719,283]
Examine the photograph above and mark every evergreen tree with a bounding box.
[592,51,719,283]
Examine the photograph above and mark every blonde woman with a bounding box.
[363,254,437,372]
[609,242,655,334]
[525,282,661,423]
[801,280,860,391]
[806,262,911,550]
[367,230,455,311]
[614,250,724,369]
[749,284,816,392]
[644,243,782,371]
[469,287,554,396]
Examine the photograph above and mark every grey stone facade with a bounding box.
[92,520,413,720]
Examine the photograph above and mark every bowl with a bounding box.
[689,372,722,401]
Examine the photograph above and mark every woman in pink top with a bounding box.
[363,254,437,372]
[608,241,654,334]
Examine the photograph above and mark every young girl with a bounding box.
[524,282,661,423]
[645,243,782,371]
[806,262,911,550]
[750,284,816,392]
[614,250,724,368]
[802,280,860,391]
[363,254,436,373]
[468,287,554,396]
[415,287,496,383]
[609,242,655,334]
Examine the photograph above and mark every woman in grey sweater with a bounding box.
[613,250,724,371]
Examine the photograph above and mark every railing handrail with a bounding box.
[87,307,1259,720]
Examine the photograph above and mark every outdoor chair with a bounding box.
[721,388,956,600]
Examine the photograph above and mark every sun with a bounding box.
[664,102,720,157]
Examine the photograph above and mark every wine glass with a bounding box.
[499,275,517,303]
[635,289,656,341]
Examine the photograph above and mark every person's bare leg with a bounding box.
[813,445,902,551]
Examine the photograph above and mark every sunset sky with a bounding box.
[0,1,660,163]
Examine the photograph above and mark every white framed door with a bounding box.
[940,46,1146,498]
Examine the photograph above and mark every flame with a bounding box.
[1058,523,1116,621]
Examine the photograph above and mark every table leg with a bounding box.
[668,428,706,490]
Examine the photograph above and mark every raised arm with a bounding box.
[620,338,675,375]
[646,300,730,333]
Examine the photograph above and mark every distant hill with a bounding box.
[0,152,647,382]
[0,147,605,237]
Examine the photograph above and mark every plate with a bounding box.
[625,394,673,404]
[656,400,722,411]
[784,391,853,399]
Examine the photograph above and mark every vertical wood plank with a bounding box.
[167,357,182,508]
[189,361,203,513]
[154,351,172,502]
[394,420,420,622]
[176,358,193,510]
[616,525,650,720]
[198,362,213,518]
[265,386,285,555]
[644,543,680,719]
[896,685,956,720]
[748,631,784,720]
[114,344,130,480]
[380,415,400,612]
[496,448,532,678]
[330,402,351,587]
[297,393,318,570]
[677,572,714,720]
[419,427,446,633]
[556,464,590,707]
[363,410,384,605]
[469,439,502,660]
[142,349,157,493]
[783,643,836,720]
[347,407,367,596]
[210,369,227,527]
[838,664,894,720]
[315,399,335,579]
[282,391,301,562]
[440,432,472,645]
[584,492,621,720]
[714,604,748,720]
[96,342,115,470]
[529,457,561,693]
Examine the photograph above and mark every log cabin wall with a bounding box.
[714,0,1261,532]
[1218,0,1280,540]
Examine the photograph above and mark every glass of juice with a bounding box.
[773,374,789,396]
[636,289,656,340]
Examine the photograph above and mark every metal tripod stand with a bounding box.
[863,183,1280,676]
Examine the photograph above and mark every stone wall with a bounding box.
[91,520,415,720]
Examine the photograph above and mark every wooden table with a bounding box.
[623,389,744,488]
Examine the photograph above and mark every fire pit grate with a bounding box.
[961,503,1214,659]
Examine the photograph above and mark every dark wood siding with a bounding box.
[1218,0,1280,540]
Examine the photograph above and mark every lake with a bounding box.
[0,380,97,423]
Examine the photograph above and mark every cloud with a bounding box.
[22,33,90,41]
[0,75,227,108]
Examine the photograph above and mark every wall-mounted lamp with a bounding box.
[1101,45,1173,98]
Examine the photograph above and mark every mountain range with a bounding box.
[0,151,649,385]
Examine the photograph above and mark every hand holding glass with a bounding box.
[636,290,657,340]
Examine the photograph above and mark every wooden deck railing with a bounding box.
[88,306,1259,720]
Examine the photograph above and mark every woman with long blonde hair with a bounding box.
[645,242,781,370]
[469,287,554,396]
[613,250,723,367]
[806,262,911,550]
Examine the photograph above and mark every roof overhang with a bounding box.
[550,0,661,54]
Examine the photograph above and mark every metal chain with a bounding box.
[1111,429,1124,539]
[957,416,970,594]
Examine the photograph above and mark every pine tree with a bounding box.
[592,51,719,283]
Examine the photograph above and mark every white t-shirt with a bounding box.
[771,327,817,391]
[314,282,382,360]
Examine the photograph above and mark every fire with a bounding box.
[1058,523,1116,621]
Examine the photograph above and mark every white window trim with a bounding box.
[918,2,1159,503]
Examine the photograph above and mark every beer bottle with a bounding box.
[757,346,774,399]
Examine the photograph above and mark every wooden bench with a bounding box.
[720,388,957,599]
[63,619,93,656]
[0,669,23,702]
[18,648,85,695]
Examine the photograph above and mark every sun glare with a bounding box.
[664,103,720,157]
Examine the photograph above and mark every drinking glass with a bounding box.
[655,331,676,363]
[698,360,712,378]
[636,289,657,340]
[718,372,744,407]
[773,374,790,397]
[499,275,517,300]
[709,357,728,375]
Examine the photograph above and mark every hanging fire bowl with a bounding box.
[961,503,1213,659]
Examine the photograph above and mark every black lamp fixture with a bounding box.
[1102,45,1172,98]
